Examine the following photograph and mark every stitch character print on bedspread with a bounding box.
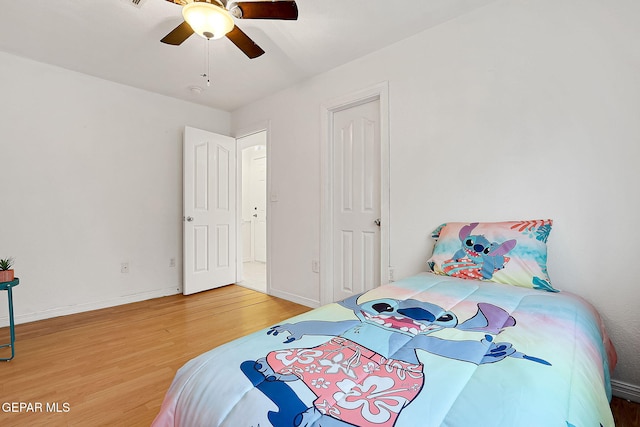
[241,293,551,427]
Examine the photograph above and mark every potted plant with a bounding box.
[0,257,15,282]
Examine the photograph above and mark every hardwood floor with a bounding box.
[0,285,638,426]
[0,285,310,426]
[612,396,640,427]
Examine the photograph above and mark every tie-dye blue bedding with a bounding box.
[152,272,616,427]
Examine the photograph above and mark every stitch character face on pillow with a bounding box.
[453,223,517,280]
[427,220,556,292]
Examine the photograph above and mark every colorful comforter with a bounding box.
[152,273,617,427]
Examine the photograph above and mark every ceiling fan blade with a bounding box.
[161,21,194,45]
[233,1,298,20]
[226,25,265,59]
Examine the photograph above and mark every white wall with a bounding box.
[0,52,230,323]
[232,0,640,391]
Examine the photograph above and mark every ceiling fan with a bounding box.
[161,0,298,59]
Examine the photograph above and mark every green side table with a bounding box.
[0,278,19,361]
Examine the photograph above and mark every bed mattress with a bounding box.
[152,272,616,427]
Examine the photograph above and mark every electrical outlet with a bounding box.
[121,262,130,273]
[312,259,320,273]
[389,266,395,282]
[169,258,176,267]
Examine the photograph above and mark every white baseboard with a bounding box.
[269,288,319,308]
[611,379,640,403]
[0,286,181,327]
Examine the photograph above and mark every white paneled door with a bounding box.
[332,99,381,302]
[183,127,236,295]
[250,155,267,263]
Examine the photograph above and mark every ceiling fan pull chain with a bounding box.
[206,40,211,87]
[200,39,211,87]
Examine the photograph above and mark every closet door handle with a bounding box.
[374,218,381,227]
[185,216,194,222]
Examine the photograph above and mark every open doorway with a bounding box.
[237,131,267,293]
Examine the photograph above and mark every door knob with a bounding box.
[185,216,194,222]
[253,214,258,218]
[374,218,381,227]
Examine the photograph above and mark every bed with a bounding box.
[153,220,617,427]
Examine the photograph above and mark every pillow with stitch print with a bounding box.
[427,220,557,292]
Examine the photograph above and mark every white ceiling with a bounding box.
[0,0,495,112]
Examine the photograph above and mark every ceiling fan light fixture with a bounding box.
[182,2,234,40]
